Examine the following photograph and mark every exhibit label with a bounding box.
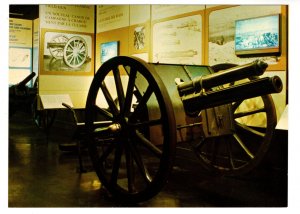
[40,5,94,33]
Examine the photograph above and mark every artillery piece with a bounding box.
[84,56,282,203]
[9,72,36,118]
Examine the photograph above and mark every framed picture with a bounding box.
[41,30,94,76]
[235,14,281,56]
[101,41,119,63]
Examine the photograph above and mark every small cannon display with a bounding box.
[84,56,283,203]
[9,72,36,118]
[47,34,88,68]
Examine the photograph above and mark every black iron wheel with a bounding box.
[193,63,277,176]
[85,56,176,203]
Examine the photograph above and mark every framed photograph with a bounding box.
[101,41,119,63]
[41,30,94,75]
[235,14,281,56]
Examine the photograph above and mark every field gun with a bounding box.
[82,56,282,203]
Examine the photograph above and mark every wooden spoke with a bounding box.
[123,68,137,115]
[233,133,254,159]
[100,81,119,116]
[135,130,162,158]
[124,144,135,193]
[94,105,113,120]
[235,122,265,138]
[234,107,266,119]
[110,145,123,186]
[131,86,154,120]
[113,66,125,110]
[129,142,152,183]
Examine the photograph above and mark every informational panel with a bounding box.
[96,5,130,33]
[152,14,202,65]
[130,5,150,25]
[39,5,95,108]
[9,18,33,86]
[32,18,39,86]
[151,5,205,21]
[40,5,94,33]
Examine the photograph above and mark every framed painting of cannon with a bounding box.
[40,29,94,76]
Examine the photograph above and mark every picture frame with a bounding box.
[235,14,281,56]
[100,41,119,63]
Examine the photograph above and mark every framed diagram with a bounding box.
[152,14,202,65]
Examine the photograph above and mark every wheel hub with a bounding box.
[73,47,80,57]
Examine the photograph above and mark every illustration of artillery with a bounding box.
[78,56,283,203]
[47,34,88,68]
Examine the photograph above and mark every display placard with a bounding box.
[40,5,94,33]
[40,94,73,109]
[9,18,33,85]
[96,5,130,33]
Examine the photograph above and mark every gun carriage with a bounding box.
[82,56,283,203]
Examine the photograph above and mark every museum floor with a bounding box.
[8,110,288,207]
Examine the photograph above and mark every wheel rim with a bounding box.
[49,35,68,59]
[63,36,88,68]
[194,64,277,175]
[85,56,176,203]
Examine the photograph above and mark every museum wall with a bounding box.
[29,4,287,120]
[95,5,287,120]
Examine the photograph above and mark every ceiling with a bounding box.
[9,5,39,20]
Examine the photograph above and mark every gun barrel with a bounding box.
[16,72,36,88]
[181,76,282,113]
[177,60,268,96]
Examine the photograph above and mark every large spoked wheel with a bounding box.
[193,63,277,176]
[49,34,68,59]
[63,36,88,68]
[85,56,176,203]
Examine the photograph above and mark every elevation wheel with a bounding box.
[193,63,277,176]
[85,56,176,203]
